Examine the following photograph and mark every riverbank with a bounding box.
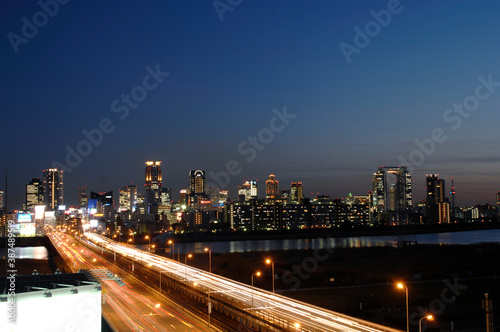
[182,242,500,331]
[171,221,500,243]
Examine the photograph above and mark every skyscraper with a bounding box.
[290,182,303,204]
[119,185,137,212]
[189,170,206,205]
[371,166,412,221]
[145,161,162,207]
[25,178,44,210]
[78,185,88,209]
[238,180,258,201]
[426,174,449,223]
[189,170,206,195]
[266,174,279,199]
[43,168,64,210]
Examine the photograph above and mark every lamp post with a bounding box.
[419,315,433,332]
[145,235,150,249]
[168,240,176,260]
[137,303,160,332]
[184,254,192,280]
[397,282,409,332]
[266,259,275,293]
[204,247,212,273]
[251,272,261,313]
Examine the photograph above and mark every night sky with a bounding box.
[2,0,500,209]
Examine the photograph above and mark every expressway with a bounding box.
[82,232,402,332]
[47,231,212,332]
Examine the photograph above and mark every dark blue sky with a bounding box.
[2,0,500,209]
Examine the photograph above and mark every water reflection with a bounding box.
[173,229,500,254]
[0,246,49,260]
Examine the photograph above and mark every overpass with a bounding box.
[78,232,402,332]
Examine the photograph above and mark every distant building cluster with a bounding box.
[1,162,500,237]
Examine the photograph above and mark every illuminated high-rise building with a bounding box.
[43,168,64,210]
[179,189,189,207]
[426,174,449,223]
[238,180,258,202]
[189,170,206,195]
[145,161,162,207]
[371,166,412,223]
[290,182,303,204]
[25,178,44,211]
[119,185,137,212]
[189,170,207,205]
[78,185,88,209]
[265,174,279,199]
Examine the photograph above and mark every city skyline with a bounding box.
[3,1,500,209]
[3,163,500,210]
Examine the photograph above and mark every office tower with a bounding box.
[496,191,500,206]
[219,190,229,204]
[0,190,4,210]
[266,174,279,199]
[179,189,189,207]
[426,174,449,223]
[89,191,114,221]
[372,166,412,212]
[119,187,130,212]
[78,185,88,209]
[119,185,138,212]
[371,166,412,222]
[145,161,162,207]
[189,170,207,205]
[238,180,258,202]
[160,187,172,205]
[189,170,206,195]
[290,182,303,204]
[25,178,44,210]
[43,167,64,210]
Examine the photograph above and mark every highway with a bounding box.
[47,231,212,332]
[82,232,402,332]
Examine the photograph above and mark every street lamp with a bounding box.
[145,235,151,249]
[266,259,275,293]
[251,271,261,313]
[204,247,211,273]
[184,254,192,280]
[137,303,160,332]
[168,240,178,260]
[397,282,409,332]
[419,315,433,332]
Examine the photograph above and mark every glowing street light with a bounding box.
[397,282,409,332]
[168,240,179,261]
[204,247,212,273]
[137,303,160,331]
[251,271,261,312]
[184,254,192,280]
[419,315,433,332]
[266,259,275,293]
